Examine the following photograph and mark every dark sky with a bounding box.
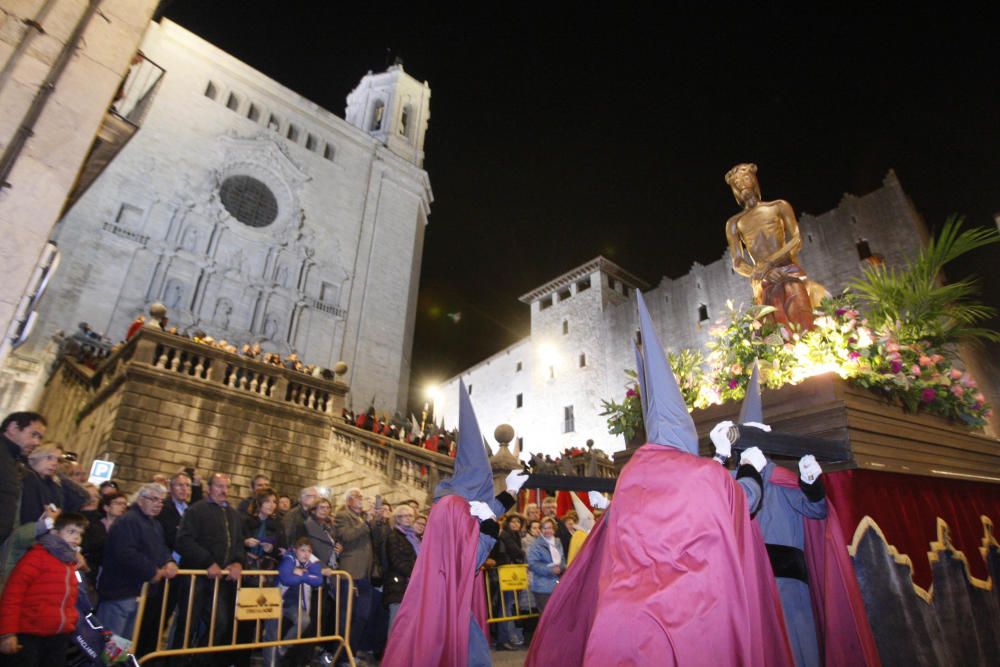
[161,4,999,407]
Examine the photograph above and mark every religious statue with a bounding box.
[724,163,827,331]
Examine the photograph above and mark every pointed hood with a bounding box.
[433,381,501,514]
[634,291,699,455]
[569,492,596,532]
[738,362,763,424]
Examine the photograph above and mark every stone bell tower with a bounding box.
[345,61,431,167]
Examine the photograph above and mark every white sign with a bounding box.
[88,459,115,485]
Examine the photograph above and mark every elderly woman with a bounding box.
[383,504,420,634]
[19,444,86,524]
[527,517,565,613]
[303,497,338,569]
[243,486,286,571]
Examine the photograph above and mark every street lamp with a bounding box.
[422,383,441,434]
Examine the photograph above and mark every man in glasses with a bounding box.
[97,482,177,644]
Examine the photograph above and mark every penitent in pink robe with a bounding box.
[526,443,795,667]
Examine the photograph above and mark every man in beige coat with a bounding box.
[334,488,374,663]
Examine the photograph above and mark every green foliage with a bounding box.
[599,370,643,441]
[847,215,1000,348]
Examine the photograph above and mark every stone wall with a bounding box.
[38,328,452,502]
[0,0,160,365]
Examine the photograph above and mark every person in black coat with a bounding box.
[172,474,247,666]
[383,505,420,635]
[19,445,86,525]
[241,486,285,572]
[494,514,527,648]
[0,412,46,544]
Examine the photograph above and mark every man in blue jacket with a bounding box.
[98,482,177,641]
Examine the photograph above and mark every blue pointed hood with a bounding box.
[634,291,699,455]
[738,362,763,424]
[433,380,500,512]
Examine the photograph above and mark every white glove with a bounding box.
[740,446,767,473]
[742,421,771,432]
[799,454,822,484]
[588,491,610,510]
[468,500,495,522]
[710,420,736,459]
[505,470,529,494]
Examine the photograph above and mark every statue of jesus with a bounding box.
[724,163,827,331]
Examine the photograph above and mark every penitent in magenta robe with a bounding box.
[381,494,491,667]
[526,443,795,667]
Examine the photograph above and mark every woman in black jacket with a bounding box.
[495,514,526,648]
[383,504,420,635]
[242,487,285,572]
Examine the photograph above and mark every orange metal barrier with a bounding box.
[131,568,356,666]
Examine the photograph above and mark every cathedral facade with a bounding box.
[0,19,432,414]
[437,173,929,458]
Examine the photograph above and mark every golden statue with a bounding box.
[724,163,828,331]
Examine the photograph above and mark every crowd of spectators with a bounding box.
[0,407,599,665]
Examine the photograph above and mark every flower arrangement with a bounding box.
[599,370,643,442]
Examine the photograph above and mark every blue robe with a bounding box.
[760,462,828,667]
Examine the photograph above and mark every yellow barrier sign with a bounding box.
[497,564,528,592]
[235,587,283,620]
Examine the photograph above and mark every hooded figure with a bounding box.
[382,381,525,667]
[526,292,794,667]
[720,363,881,667]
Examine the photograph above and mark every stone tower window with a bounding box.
[323,144,335,161]
[579,353,587,368]
[516,393,523,408]
[220,176,278,228]
[204,81,218,100]
[562,320,569,335]
[856,238,873,261]
[563,405,575,433]
[267,114,281,132]
[286,124,300,142]
[247,104,260,122]
[698,304,709,322]
[370,99,385,131]
[226,92,240,111]
[399,104,411,137]
[306,134,318,151]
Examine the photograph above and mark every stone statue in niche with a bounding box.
[181,227,201,253]
[262,314,279,340]
[213,299,233,329]
[276,265,290,288]
[164,280,185,310]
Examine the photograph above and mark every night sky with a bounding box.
[161,4,999,409]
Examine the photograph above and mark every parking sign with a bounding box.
[88,459,115,485]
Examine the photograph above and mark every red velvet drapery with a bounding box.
[824,468,1000,588]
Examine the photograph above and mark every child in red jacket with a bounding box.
[0,512,88,665]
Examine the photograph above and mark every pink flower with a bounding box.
[918,355,933,367]
[730,363,743,375]
[626,389,636,398]
[920,388,936,404]
[728,379,739,389]
[846,310,859,319]
[910,364,922,377]
[974,392,985,404]
[848,351,861,360]
[950,385,965,398]
[890,360,903,374]
[886,341,900,353]
[847,337,857,345]
[949,369,963,380]
[835,308,847,316]
[931,354,944,364]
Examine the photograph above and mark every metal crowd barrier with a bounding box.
[131,568,356,666]
[484,563,539,624]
